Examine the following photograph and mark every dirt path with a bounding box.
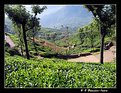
[67,46,116,63]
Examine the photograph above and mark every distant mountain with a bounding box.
[4,5,93,34]
[40,5,93,29]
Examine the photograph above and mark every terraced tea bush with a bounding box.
[5,55,116,88]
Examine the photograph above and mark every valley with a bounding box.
[4,5,116,88]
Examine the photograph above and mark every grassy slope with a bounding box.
[55,31,101,54]
[5,30,113,55]
[4,24,116,88]
[5,55,116,88]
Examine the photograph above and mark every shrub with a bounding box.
[8,47,21,56]
[89,48,100,52]
[5,55,116,88]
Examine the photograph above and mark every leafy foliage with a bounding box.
[5,5,47,59]
[5,55,116,88]
[55,19,101,54]
[84,5,116,64]
[4,5,116,88]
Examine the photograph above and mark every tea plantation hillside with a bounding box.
[4,4,116,88]
[5,55,116,88]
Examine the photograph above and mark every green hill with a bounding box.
[55,19,116,54]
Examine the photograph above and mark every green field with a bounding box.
[5,55,116,88]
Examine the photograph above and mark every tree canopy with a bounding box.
[84,5,116,64]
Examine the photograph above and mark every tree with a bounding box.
[78,28,85,45]
[5,5,34,59]
[26,16,41,50]
[31,5,47,52]
[88,19,99,48]
[13,23,24,56]
[65,26,70,54]
[84,5,116,64]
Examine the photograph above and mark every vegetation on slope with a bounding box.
[4,5,116,88]
[55,18,116,54]
[5,55,116,88]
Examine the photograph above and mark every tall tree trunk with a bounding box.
[100,34,105,64]
[20,43,23,56]
[18,25,23,56]
[18,32,23,56]
[32,28,37,53]
[22,24,30,59]
[100,26,106,64]
[32,15,38,53]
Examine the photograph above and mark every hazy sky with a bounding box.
[27,5,68,18]
[5,5,82,18]
[24,5,82,18]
